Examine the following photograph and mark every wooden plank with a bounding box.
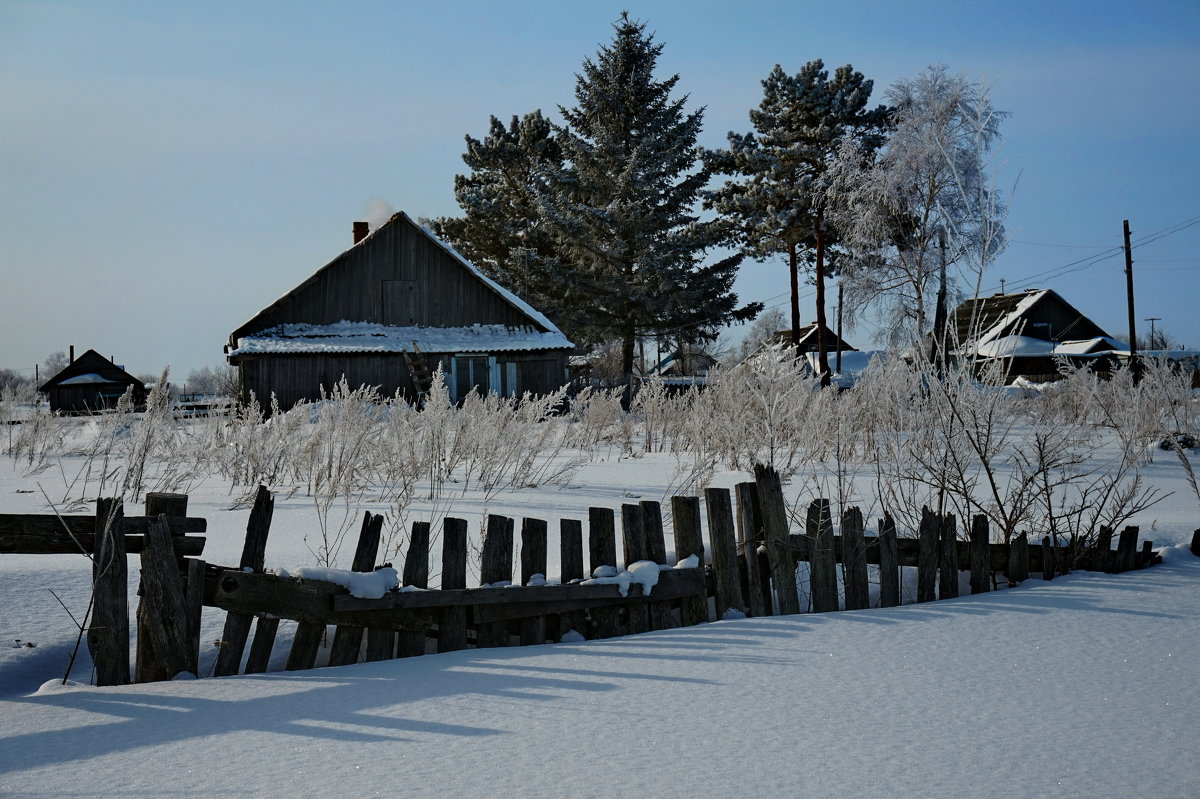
[1007,533,1029,584]
[640,501,676,631]
[621,504,651,634]
[0,524,206,555]
[1191,529,1200,558]
[705,488,744,620]
[1135,540,1153,569]
[519,518,548,645]
[841,507,869,611]
[969,515,990,594]
[1114,526,1139,573]
[588,507,620,639]
[215,571,433,628]
[138,516,196,679]
[916,507,939,603]
[437,517,469,653]
[328,512,384,667]
[670,495,708,626]
[244,616,279,674]
[735,483,767,617]
[877,514,900,607]
[754,464,799,615]
[145,492,188,517]
[809,499,838,613]
[471,570,704,624]
[285,622,325,671]
[476,515,514,648]
[88,498,129,686]
[398,521,432,657]
[558,518,587,640]
[184,558,205,672]
[214,486,274,677]
[1042,536,1056,580]
[136,493,190,683]
[939,514,959,599]
[1094,526,1114,572]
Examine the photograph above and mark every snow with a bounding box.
[287,566,399,599]
[54,373,111,385]
[229,320,572,356]
[975,334,1055,357]
[1,414,1198,797]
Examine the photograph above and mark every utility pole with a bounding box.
[1145,317,1161,351]
[1123,219,1139,380]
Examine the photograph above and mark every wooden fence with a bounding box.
[3,469,1194,687]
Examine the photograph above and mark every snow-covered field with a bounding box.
[1,369,1198,798]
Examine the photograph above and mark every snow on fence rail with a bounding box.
[4,473,1195,688]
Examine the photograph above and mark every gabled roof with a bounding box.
[769,324,857,352]
[231,211,566,344]
[38,350,143,393]
[950,289,1112,355]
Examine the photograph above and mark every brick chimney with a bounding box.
[353,221,369,245]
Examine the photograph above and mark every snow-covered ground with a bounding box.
[1,402,1198,797]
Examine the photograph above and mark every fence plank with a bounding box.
[621,505,651,634]
[705,488,744,620]
[754,465,799,615]
[476,515,515,648]
[670,496,708,626]
[969,515,990,594]
[735,483,768,617]
[558,519,587,640]
[438,517,469,653]
[1114,527,1139,573]
[285,622,325,671]
[1094,526,1114,572]
[244,617,279,673]
[0,515,206,555]
[639,502,676,631]
[1007,533,1029,584]
[841,507,869,611]
[916,507,939,603]
[136,493,190,683]
[519,518,548,645]
[939,515,960,599]
[878,514,900,607]
[809,499,838,613]
[1191,529,1200,558]
[139,516,196,679]
[89,498,129,686]
[328,512,383,667]
[214,486,274,677]
[397,521,432,657]
[588,507,621,638]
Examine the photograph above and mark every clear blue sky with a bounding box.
[2,0,1197,379]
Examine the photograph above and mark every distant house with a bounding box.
[38,349,146,413]
[948,289,1123,382]
[769,323,858,354]
[226,212,574,409]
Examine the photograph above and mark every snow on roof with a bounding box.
[229,321,573,357]
[1052,336,1124,356]
[56,373,115,385]
[976,335,1055,358]
[974,290,1047,348]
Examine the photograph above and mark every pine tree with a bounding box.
[438,14,759,374]
[705,61,890,383]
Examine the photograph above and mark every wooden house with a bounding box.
[38,349,146,413]
[226,212,574,409]
[948,289,1122,382]
[768,323,857,353]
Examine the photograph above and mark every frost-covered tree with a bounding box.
[438,14,759,374]
[830,66,1007,356]
[432,111,569,328]
[705,61,890,384]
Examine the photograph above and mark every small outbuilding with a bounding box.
[38,349,146,413]
[226,212,574,409]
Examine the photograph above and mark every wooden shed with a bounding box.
[38,349,147,413]
[226,212,574,409]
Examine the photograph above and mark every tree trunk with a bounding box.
[788,242,801,349]
[813,215,831,386]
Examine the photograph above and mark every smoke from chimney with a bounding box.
[353,221,369,245]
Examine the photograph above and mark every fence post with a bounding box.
[969,515,990,594]
[809,499,838,613]
[841,507,869,610]
[214,486,274,677]
[670,496,708,626]
[89,498,129,686]
[1042,536,1056,580]
[519,517,548,645]
[878,513,900,607]
[136,492,190,683]
[139,516,196,679]
[476,515,515,648]
[916,507,939,603]
[640,501,676,631]
[734,483,768,617]
[558,519,587,639]
[621,504,652,634]
[1094,526,1114,572]
[754,464,799,615]
[397,521,431,656]
[588,507,621,638]
[328,512,383,666]
[1007,532,1029,584]
[704,488,745,620]
[939,514,959,599]
[436,518,469,653]
[1114,527,1139,573]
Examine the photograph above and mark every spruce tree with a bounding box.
[705,61,890,383]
